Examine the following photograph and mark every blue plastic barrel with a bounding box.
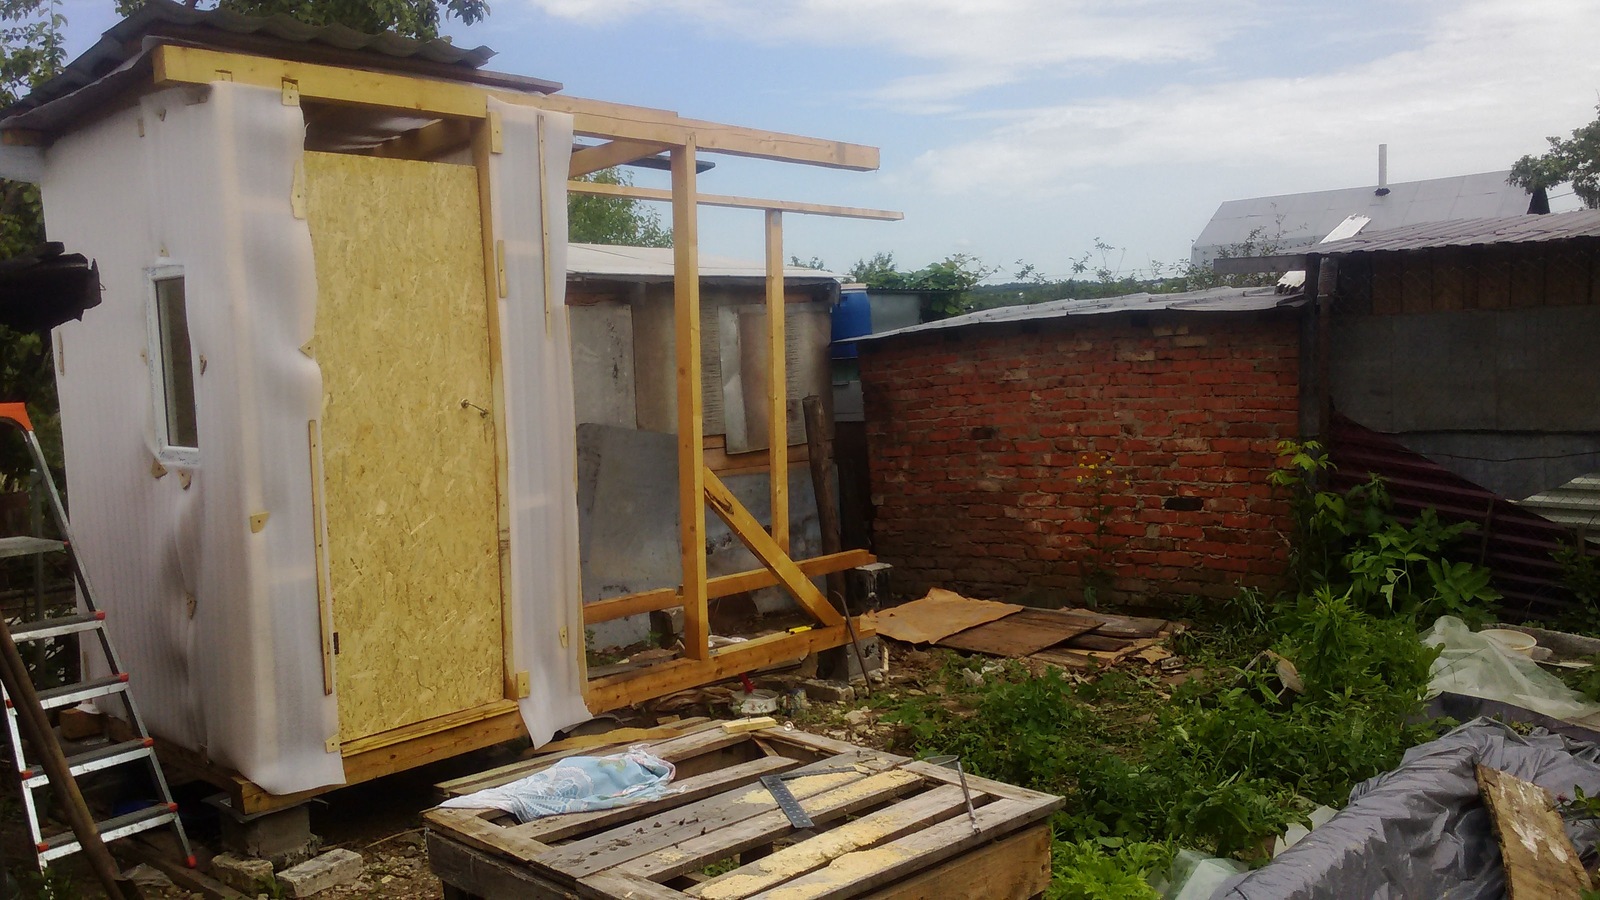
[831,286,872,359]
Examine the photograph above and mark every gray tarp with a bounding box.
[1216,719,1600,899]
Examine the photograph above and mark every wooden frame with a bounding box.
[129,39,896,798]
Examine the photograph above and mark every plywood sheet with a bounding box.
[937,608,1102,657]
[305,152,504,742]
[1476,764,1591,899]
[870,589,1021,645]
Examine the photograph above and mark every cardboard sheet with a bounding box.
[870,589,1022,645]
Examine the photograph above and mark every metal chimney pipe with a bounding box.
[1375,144,1390,196]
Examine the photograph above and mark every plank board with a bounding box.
[305,151,506,742]
[936,608,1102,657]
[870,589,1021,645]
[1476,765,1591,900]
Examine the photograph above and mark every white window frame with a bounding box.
[146,262,200,468]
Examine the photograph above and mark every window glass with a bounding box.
[154,276,198,450]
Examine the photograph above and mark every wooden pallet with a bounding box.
[424,726,1063,900]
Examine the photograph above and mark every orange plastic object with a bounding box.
[0,403,31,431]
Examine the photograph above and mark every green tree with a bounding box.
[113,0,486,40]
[568,168,672,248]
[1510,104,1600,208]
[847,252,995,317]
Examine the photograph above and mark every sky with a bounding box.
[55,0,1600,281]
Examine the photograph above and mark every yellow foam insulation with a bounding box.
[304,151,505,742]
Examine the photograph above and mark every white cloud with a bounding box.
[525,0,1262,104]
[903,0,1600,198]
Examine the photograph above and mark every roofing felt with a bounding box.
[856,285,1304,344]
[1190,171,1536,266]
[3,0,558,126]
[1315,208,1600,255]
[567,244,842,285]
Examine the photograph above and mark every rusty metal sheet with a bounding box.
[870,589,1022,645]
[937,609,1104,657]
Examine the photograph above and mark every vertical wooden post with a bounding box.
[803,396,847,604]
[673,139,710,660]
[765,210,789,553]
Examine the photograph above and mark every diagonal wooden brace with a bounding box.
[703,468,844,627]
[569,139,675,178]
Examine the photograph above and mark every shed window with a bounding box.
[149,268,198,460]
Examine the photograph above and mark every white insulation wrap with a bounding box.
[44,83,343,794]
[487,98,592,741]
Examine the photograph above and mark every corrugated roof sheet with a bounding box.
[858,285,1303,344]
[4,0,557,126]
[1191,171,1535,266]
[1316,209,1600,255]
[567,244,842,284]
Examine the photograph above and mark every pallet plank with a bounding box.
[860,823,1052,900]
[688,785,969,899]
[1477,764,1591,899]
[513,756,803,843]
[440,721,735,796]
[617,769,929,881]
[545,753,884,877]
[743,800,1043,900]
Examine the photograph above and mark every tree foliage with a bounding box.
[1510,104,1600,209]
[113,0,486,40]
[846,251,995,317]
[568,168,672,248]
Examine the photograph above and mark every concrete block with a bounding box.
[209,796,321,869]
[277,849,363,898]
[802,678,855,704]
[210,853,272,894]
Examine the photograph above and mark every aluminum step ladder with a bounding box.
[0,403,193,870]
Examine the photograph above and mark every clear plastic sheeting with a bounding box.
[1215,718,1600,899]
[42,83,342,794]
[485,97,592,743]
[1425,615,1600,728]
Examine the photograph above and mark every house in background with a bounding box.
[1192,160,1548,268]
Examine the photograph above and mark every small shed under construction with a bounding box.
[0,2,897,812]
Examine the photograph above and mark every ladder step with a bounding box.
[37,802,177,863]
[0,536,65,559]
[20,738,155,789]
[11,612,105,642]
[32,675,128,711]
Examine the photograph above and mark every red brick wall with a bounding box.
[859,314,1300,606]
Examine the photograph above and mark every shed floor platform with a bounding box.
[423,725,1062,900]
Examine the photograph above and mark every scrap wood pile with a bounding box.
[870,588,1182,670]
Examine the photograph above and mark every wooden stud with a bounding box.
[307,420,335,696]
[584,622,871,712]
[487,110,503,154]
[149,45,882,171]
[280,77,299,106]
[674,139,711,661]
[567,178,903,221]
[580,549,875,625]
[471,117,520,704]
[765,210,789,553]
[703,469,843,628]
[570,139,674,178]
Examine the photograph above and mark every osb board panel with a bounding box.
[937,608,1102,657]
[870,589,1022,645]
[304,151,505,742]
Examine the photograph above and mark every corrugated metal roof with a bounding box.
[566,244,842,285]
[1519,474,1600,532]
[1191,171,1536,266]
[4,0,558,128]
[857,284,1303,344]
[1316,209,1600,255]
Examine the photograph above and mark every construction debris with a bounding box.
[1477,765,1592,899]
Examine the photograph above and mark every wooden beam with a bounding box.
[766,209,789,553]
[674,140,710,661]
[569,139,673,178]
[149,45,882,171]
[580,549,876,625]
[369,118,472,161]
[703,469,844,627]
[584,621,871,711]
[567,178,904,221]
